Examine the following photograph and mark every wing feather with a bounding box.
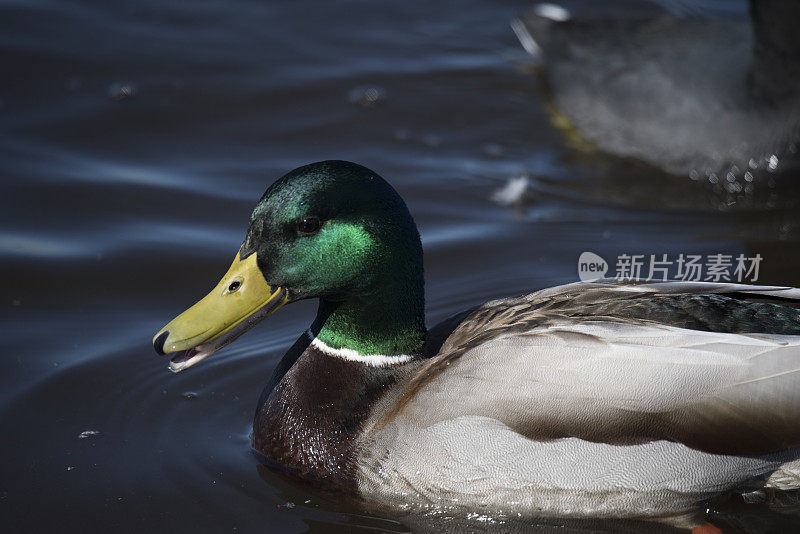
[383,281,800,455]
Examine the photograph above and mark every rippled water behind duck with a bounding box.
[2,0,800,532]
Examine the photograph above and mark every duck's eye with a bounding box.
[228,280,241,292]
[298,217,321,234]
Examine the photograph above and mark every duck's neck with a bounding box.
[311,274,426,357]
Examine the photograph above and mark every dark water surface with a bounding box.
[3,0,800,532]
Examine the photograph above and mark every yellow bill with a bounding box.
[153,248,287,372]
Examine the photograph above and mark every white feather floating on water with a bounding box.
[491,175,530,205]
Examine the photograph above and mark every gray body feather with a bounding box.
[355,281,800,519]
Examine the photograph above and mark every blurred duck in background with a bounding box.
[512,0,800,184]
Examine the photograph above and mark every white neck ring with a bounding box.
[305,329,414,367]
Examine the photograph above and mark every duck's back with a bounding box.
[356,281,800,518]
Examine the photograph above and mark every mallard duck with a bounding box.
[153,161,800,526]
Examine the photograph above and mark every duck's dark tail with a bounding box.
[749,0,800,105]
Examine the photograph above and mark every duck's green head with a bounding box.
[153,161,425,372]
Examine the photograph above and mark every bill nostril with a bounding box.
[153,331,169,355]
